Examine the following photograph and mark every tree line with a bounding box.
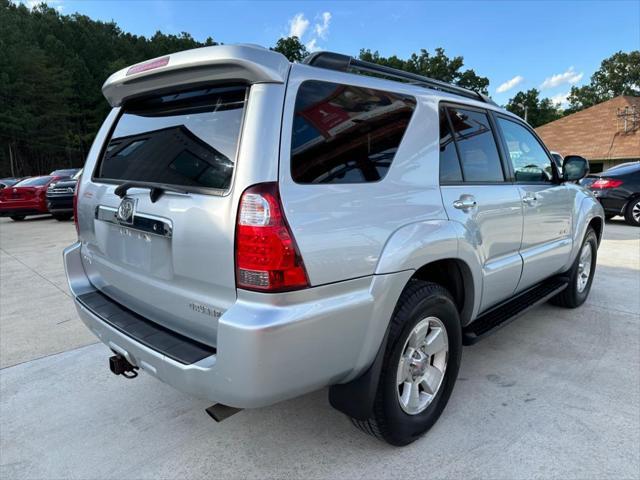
[1,1,637,178]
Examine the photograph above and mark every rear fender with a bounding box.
[330,220,483,420]
[375,220,483,324]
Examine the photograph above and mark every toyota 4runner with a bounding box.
[64,45,604,446]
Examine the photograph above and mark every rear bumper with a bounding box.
[64,241,410,408]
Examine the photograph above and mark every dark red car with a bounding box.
[0,175,65,221]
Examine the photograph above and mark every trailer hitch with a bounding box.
[109,355,139,379]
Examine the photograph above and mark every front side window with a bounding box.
[96,86,246,191]
[447,107,504,182]
[291,80,416,184]
[497,117,554,183]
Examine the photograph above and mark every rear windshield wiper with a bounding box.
[114,181,189,203]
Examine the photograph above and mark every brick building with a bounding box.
[536,95,640,173]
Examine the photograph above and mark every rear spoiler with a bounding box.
[102,44,290,107]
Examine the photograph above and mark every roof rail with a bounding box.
[303,51,496,106]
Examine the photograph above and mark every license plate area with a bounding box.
[94,205,173,276]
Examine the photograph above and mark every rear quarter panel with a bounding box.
[278,64,448,286]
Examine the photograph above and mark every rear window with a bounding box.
[14,176,53,187]
[96,86,247,192]
[290,80,416,184]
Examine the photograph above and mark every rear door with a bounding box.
[439,105,524,311]
[494,115,573,291]
[79,86,248,347]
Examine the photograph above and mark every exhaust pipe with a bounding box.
[109,355,138,379]
[205,404,242,422]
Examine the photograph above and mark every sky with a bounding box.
[19,0,640,106]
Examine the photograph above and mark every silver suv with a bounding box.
[64,45,604,446]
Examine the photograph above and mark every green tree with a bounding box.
[567,50,639,113]
[359,47,489,94]
[0,0,216,177]
[272,36,308,62]
[505,89,563,128]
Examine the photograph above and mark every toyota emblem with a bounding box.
[116,197,135,224]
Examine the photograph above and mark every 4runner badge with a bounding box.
[116,197,135,224]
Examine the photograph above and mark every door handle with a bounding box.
[522,193,538,206]
[453,195,477,210]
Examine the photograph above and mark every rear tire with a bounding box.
[10,215,26,221]
[623,197,640,227]
[53,213,72,221]
[350,280,462,446]
[550,228,597,308]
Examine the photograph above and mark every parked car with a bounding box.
[587,162,640,226]
[64,45,603,446]
[46,169,82,221]
[0,175,65,220]
[50,168,80,177]
[0,177,22,189]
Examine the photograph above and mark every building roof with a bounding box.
[535,95,640,160]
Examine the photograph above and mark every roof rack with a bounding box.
[303,51,496,106]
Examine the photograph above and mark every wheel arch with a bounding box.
[409,258,475,326]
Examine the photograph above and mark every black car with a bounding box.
[46,169,81,221]
[586,162,640,226]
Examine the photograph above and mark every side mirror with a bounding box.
[562,155,589,182]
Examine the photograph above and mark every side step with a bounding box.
[463,278,568,345]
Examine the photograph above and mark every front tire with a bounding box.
[350,280,462,446]
[53,213,72,221]
[10,215,26,221]
[550,228,598,308]
[624,197,640,227]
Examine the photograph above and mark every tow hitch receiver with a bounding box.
[205,404,242,422]
[109,355,139,379]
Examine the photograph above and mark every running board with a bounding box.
[463,278,568,345]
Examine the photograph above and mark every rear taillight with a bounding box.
[235,182,309,292]
[73,177,81,235]
[591,178,623,189]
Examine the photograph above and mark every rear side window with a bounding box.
[291,80,416,184]
[439,107,463,182]
[96,86,247,191]
[447,107,504,182]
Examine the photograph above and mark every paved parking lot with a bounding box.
[1,215,639,479]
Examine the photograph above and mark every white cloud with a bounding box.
[306,38,319,52]
[314,12,332,40]
[496,75,524,94]
[284,11,332,53]
[540,67,583,90]
[549,91,570,107]
[288,13,310,39]
[17,0,63,10]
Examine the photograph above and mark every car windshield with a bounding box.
[14,176,53,187]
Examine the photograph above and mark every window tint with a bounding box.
[497,117,553,183]
[291,81,416,184]
[96,86,246,191]
[439,107,463,182]
[447,107,504,182]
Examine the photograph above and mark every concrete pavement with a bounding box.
[1,216,639,479]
